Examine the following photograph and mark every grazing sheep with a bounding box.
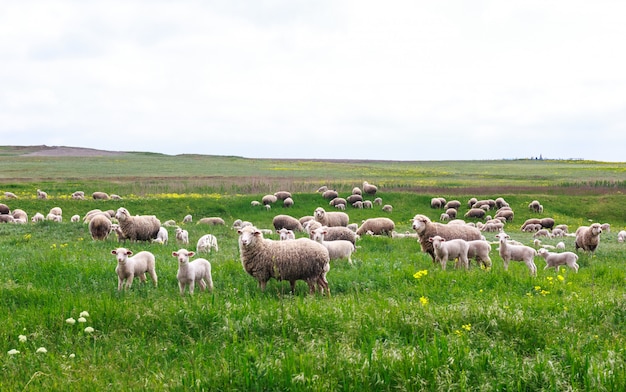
[373,197,383,206]
[4,191,18,199]
[440,213,450,222]
[70,214,80,223]
[444,200,461,210]
[175,227,189,245]
[10,209,27,224]
[445,208,457,220]
[495,197,509,209]
[46,212,62,222]
[480,221,504,232]
[37,189,48,199]
[49,207,62,217]
[277,228,296,241]
[31,212,45,222]
[311,226,356,264]
[115,207,161,242]
[316,186,328,193]
[183,214,192,224]
[273,214,304,232]
[428,235,470,270]
[537,248,579,272]
[352,201,363,209]
[618,230,626,243]
[111,194,123,200]
[274,191,292,201]
[71,191,85,200]
[0,214,15,223]
[329,197,347,207]
[351,187,362,195]
[430,198,444,209]
[356,217,395,236]
[265,204,271,211]
[251,200,261,206]
[412,214,482,263]
[551,228,566,238]
[600,223,611,233]
[163,219,177,226]
[262,194,278,205]
[154,227,169,245]
[556,242,566,250]
[495,232,537,276]
[173,249,214,295]
[362,181,378,195]
[466,240,492,268]
[347,223,358,232]
[283,197,294,208]
[528,200,543,213]
[237,226,330,295]
[322,190,339,200]
[346,194,363,204]
[89,213,112,241]
[575,223,602,254]
[310,225,357,245]
[314,207,349,227]
[0,203,9,215]
[92,191,110,200]
[111,248,158,291]
[495,209,514,222]
[382,204,393,213]
[335,204,346,210]
[467,197,478,208]
[196,234,219,253]
[533,229,552,238]
[363,200,373,209]
[197,217,225,225]
[464,208,486,219]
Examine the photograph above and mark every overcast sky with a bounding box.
[1,1,625,161]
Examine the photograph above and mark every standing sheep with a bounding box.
[92,192,110,200]
[175,227,189,245]
[262,194,278,205]
[283,197,294,208]
[362,181,378,195]
[37,189,48,199]
[412,214,482,263]
[464,208,486,219]
[114,207,161,242]
[312,226,357,245]
[274,191,292,200]
[618,230,626,243]
[355,217,395,236]
[428,236,470,270]
[196,234,219,253]
[89,213,112,241]
[183,214,193,224]
[237,226,330,296]
[311,226,356,265]
[273,214,304,232]
[173,249,214,295]
[466,240,493,268]
[111,248,158,291]
[574,223,602,255]
[537,248,579,272]
[495,232,537,276]
[153,227,169,245]
[314,207,349,227]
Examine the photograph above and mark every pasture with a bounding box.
[1,149,626,391]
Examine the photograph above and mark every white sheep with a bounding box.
[71,214,80,223]
[495,232,537,276]
[277,228,296,241]
[618,230,626,243]
[196,234,219,253]
[36,189,48,199]
[4,191,18,199]
[428,236,469,270]
[173,249,214,295]
[556,241,566,250]
[466,240,493,268]
[574,223,602,255]
[31,212,45,222]
[114,207,161,242]
[183,214,192,224]
[153,227,169,245]
[537,248,579,272]
[111,248,158,291]
[313,207,349,227]
[382,204,393,213]
[175,227,189,245]
[311,226,356,264]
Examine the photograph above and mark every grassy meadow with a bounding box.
[2,150,626,391]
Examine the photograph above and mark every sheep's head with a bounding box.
[314,207,326,220]
[115,207,129,221]
[173,249,194,264]
[590,223,602,236]
[238,226,262,247]
[428,235,445,248]
[411,215,430,234]
[112,248,132,263]
[495,232,510,242]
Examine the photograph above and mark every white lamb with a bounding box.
[277,228,295,241]
[183,214,192,224]
[495,232,537,276]
[111,248,158,291]
[537,248,579,272]
[196,234,219,253]
[175,227,189,245]
[31,212,45,222]
[311,226,356,265]
[152,227,169,245]
[172,249,214,295]
[428,235,470,270]
[618,230,626,243]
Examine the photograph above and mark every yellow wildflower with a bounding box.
[419,296,429,306]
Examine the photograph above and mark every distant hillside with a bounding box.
[0,145,127,157]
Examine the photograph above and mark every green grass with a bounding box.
[2,154,626,390]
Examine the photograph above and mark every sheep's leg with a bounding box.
[126,275,134,290]
[503,259,509,271]
[197,279,207,292]
[117,277,124,291]
[189,280,195,295]
[289,280,297,294]
[178,281,185,295]
[149,270,158,287]
[139,273,147,284]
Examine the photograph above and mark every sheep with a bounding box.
[183,214,192,224]
[363,200,373,209]
[111,194,123,200]
[391,230,419,239]
[70,214,80,223]
[197,217,225,225]
[0,214,15,223]
[237,226,330,295]
[71,191,85,200]
[464,208,486,219]
[495,232,537,276]
[480,221,504,232]
[528,200,543,213]
[428,235,470,270]
[175,227,189,245]
[316,186,328,193]
[335,204,346,210]
[46,212,62,222]
[153,227,169,245]
[346,194,363,204]
[31,212,45,222]
[495,197,509,209]
[310,225,357,245]
[373,197,383,206]
[314,207,349,227]
[537,248,579,272]
[356,217,395,236]
[556,241,566,250]
[466,240,493,268]
[445,208,457,220]
[92,191,110,200]
[196,233,219,253]
[382,204,393,213]
[114,207,161,242]
[265,204,271,211]
[600,223,611,233]
[440,213,450,222]
[352,201,363,209]
[444,200,461,210]
[274,191,292,201]
[4,191,17,199]
[273,214,304,232]
[251,200,261,206]
[321,190,339,200]
[299,215,314,226]
[329,197,347,207]
[311,226,356,264]
[618,230,626,243]
[277,228,295,241]
[351,187,362,195]
[473,199,495,210]
[555,224,569,233]
[283,197,294,208]
[362,181,378,195]
[0,203,9,215]
[467,197,478,208]
[575,223,602,254]
[533,229,552,238]
[89,213,112,241]
[111,248,157,291]
[173,249,214,295]
[262,194,278,205]
[9,210,26,224]
[551,228,566,238]
[163,219,177,226]
[37,189,48,199]
[412,214,482,263]
[495,209,514,222]
[430,198,444,209]
[49,207,62,217]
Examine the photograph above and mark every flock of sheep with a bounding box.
[1,183,624,295]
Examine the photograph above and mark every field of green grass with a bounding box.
[1,149,626,390]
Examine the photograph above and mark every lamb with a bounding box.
[537,248,579,272]
[71,214,80,223]
[574,223,602,254]
[311,226,356,264]
[618,230,626,243]
[71,191,85,200]
[183,214,192,223]
[196,234,219,253]
[37,189,48,199]
[495,232,537,276]
[533,229,552,238]
[277,228,296,241]
[197,217,225,225]
[11,209,28,224]
[466,240,493,268]
[111,248,158,291]
[428,235,470,270]
[4,191,17,199]
[31,212,45,222]
[600,223,611,233]
[251,200,261,206]
[362,181,378,195]
[356,217,395,236]
[310,225,357,245]
[314,207,349,227]
[283,197,294,208]
[412,214,482,263]
[373,197,383,206]
[173,249,214,295]
[382,204,393,213]
[92,191,110,200]
[440,213,450,222]
[363,200,373,209]
[114,207,161,242]
[89,213,112,241]
[352,201,363,209]
[237,226,330,295]
[154,227,169,245]
[262,194,278,205]
[273,214,304,232]
[175,227,189,245]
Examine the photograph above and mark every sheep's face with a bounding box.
[238,227,262,247]
[314,208,326,221]
[495,232,510,242]
[590,224,602,236]
[428,236,445,249]
[411,215,429,234]
[173,249,193,264]
[115,208,129,221]
[112,248,132,263]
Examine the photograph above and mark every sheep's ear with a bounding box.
[428,237,434,242]
[188,251,195,257]
[254,229,262,236]
[111,250,117,255]
[172,252,178,257]
[126,250,133,256]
